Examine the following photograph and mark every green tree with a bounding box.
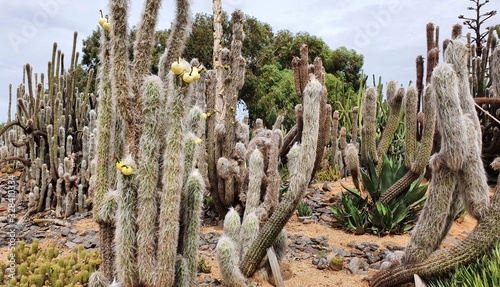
[330,46,364,91]
[241,15,274,72]
[81,28,100,71]
[80,12,365,130]
[251,64,298,129]
[183,12,230,68]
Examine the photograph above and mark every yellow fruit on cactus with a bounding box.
[201,113,208,119]
[194,138,203,145]
[116,161,126,170]
[182,73,195,83]
[191,67,200,81]
[120,165,133,176]
[99,18,107,27]
[102,22,111,31]
[171,61,184,75]
[98,10,108,27]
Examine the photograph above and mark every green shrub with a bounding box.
[330,155,427,235]
[297,202,313,217]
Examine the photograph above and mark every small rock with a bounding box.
[204,275,211,283]
[386,244,404,251]
[348,257,362,274]
[322,182,331,192]
[316,257,329,270]
[332,247,350,257]
[347,241,357,248]
[73,237,84,244]
[65,241,77,249]
[348,257,368,275]
[61,228,70,237]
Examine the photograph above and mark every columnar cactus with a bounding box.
[371,51,496,287]
[280,45,331,178]
[0,32,96,218]
[89,0,235,286]
[360,87,378,167]
[376,82,404,173]
[205,9,247,216]
[136,76,164,286]
[240,77,321,277]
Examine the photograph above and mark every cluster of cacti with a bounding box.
[421,23,500,170]
[1,239,100,287]
[214,75,321,283]
[370,38,497,287]
[278,44,331,179]
[216,208,287,286]
[205,0,248,217]
[88,0,223,286]
[0,33,97,218]
[329,77,435,206]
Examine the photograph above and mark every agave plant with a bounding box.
[330,154,427,235]
[297,202,313,217]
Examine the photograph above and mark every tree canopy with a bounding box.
[81,12,364,130]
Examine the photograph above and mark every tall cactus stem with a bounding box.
[377,83,404,173]
[109,0,136,158]
[360,88,378,166]
[136,75,164,286]
[156,73,187,287]
[404,87,418,167]
[240,77,321,277]
[177,170,205,287]
[158,0,192,81]
[114,156,138,287]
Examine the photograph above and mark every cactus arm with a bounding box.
[114,157,138,287]
[136,76,164,286]
[404,87,418,167]
[93,27,117,281]
[176,170,205,286]
[156,73,187,287]
[109,0,136,157]
[376,84,404,173]
[370,188,500,287]
[130,0,163,152]
[379,85,436,204]
[360,88,378,166]
[240,78,321,277]
[158,0,192,81]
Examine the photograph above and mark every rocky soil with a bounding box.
[0,173,477,286]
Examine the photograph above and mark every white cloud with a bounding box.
[0,0,495,122]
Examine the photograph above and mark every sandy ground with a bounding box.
[196,179,479,287]
[0,177,480,287]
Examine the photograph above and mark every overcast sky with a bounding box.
[0,0,498,122]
